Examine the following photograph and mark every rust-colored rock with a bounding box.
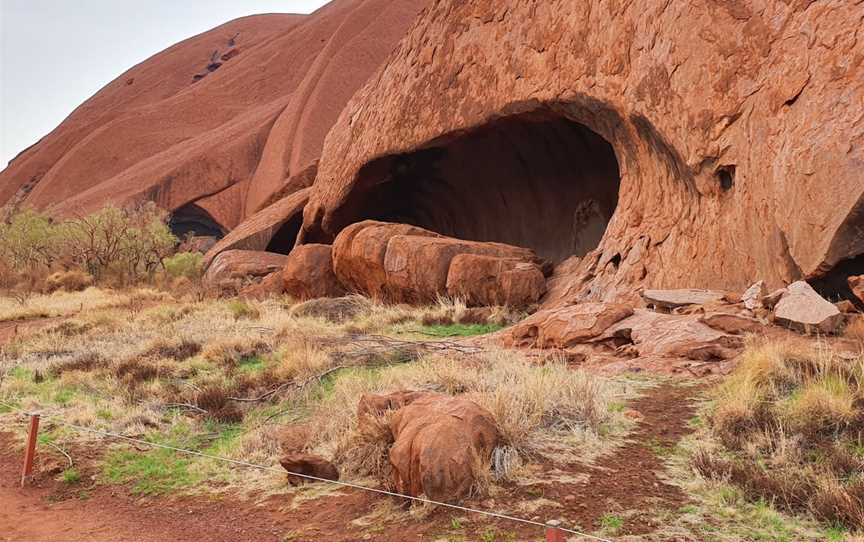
[603,310,745,361]
[504,303,634,349]
[446,254,546,308]
[699,313,765,335]
[332,221,440,298]
[332,220,545,305]
[773,281,844,335]
[279,453,339,486]
[1,1,428,245]
[239,271,284,300]
[357,390,434,419]
[387,394,499,503]
[301,0,864,308]
[642,289,728,312]
[203,250,288,288]
[282,244,344,300]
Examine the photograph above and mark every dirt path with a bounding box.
[0,382,702,541]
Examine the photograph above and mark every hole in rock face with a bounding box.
[346,111,621,263]
[266,214,303,254]
[717,166,735,191]
[169,204,226,239]
[809,253,864,309]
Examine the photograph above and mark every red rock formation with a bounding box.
[0,0,428,246]
[302,1,864,305]
[331,220,546,305]
[282,244,344,300]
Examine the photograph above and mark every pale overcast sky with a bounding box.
[0,0,329,167]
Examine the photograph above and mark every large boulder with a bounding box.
[282,244,344,300]
[203,250,288,287]
[332,220,546,306]
[332,220,440,299]
[504,303,634,349]
[773,281,844,334]
[446,254,546,307]
[384,393,500,502]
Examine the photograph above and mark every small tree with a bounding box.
[0,207,59,270]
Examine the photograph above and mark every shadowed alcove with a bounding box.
[342,111,621,263]
[169,203,226,238]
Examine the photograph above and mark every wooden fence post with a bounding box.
[546,519,565,542]
[20,414,40,488]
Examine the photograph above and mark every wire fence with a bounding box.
[0,399,614,542]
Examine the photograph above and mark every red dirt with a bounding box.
[0,382,701,541]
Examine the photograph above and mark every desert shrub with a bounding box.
[61,202,176,281]
[163,252,203,280]
[697,338,864,530]
[44,270,94,292]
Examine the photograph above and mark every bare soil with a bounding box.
[0,382,701,541]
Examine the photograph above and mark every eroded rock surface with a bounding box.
[642,289,728,311]
[384,393,499,502]
[773,281,844,334]
[332,221,545,306]
[301,0,864,306]
[504,303,634,349]
[203,250,288,288]
[282,244,344,300]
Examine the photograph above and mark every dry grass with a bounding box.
[0,288,626,504]
[698,337,864,530]
[303,349,624,485]
[847,317,864,349]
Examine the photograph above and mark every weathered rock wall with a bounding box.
[302,0,864,305]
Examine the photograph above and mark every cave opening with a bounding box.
[266,214,303,254]
[809,253,864,309]
[344,111,621,264]
[169,203,226,239]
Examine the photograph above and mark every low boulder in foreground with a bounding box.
[279,453,340,486]
[773,281,844,334]
[282,243,345,300]
[359,391,500,503]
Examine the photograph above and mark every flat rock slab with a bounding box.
[603,310,744,361]
[773,281,843,334]
[203,249,288,286]
[503,303,634,349]
[642,289,727,310]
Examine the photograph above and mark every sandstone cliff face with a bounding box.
[302,0,864,305]
[0,0,428,235]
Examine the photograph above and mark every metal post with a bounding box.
[546,520,565,542]
[20,414,40,488]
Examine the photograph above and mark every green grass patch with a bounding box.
[237,355,266,373]
[419,322,503,337]
[60,467,81,484]
[599,514,623,533]
[102,423,205,495]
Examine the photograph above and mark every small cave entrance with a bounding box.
[342,110,621,263]
[266,214,303,254]
[809,253,864,309]
[168,203,226,239]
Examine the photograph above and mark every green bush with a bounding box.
[163,252,203,279]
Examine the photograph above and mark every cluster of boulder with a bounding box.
[505,279,862,367]
[278,391,499,503]
[205,220,548,308]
